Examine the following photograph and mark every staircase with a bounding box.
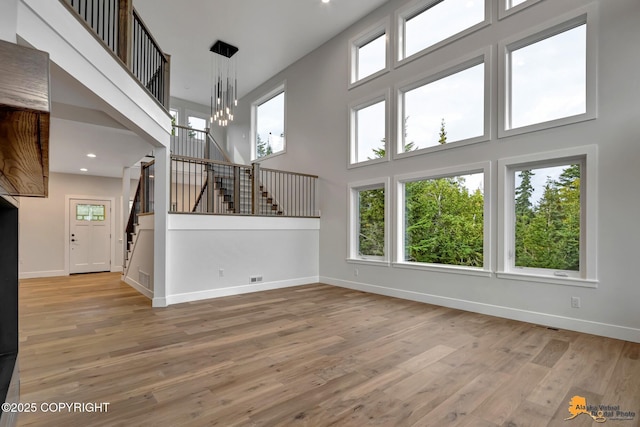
[193,164,283,215]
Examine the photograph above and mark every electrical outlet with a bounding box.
[250,275,263,283]
[354,268,359,277]
[219,269,224,277]
[571,296,581,308]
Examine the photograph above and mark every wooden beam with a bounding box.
[0,40,50,198]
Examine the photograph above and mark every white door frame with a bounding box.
[64,195,117,276]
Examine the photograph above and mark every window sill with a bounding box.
[349,68,390,91]
[496,271,598,288]
[348,156,389,169]
[347,258,390,267]
[253,149,286,163]
[393,262,492,277]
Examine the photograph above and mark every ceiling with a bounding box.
[133,0,389,105]
[46,0,389,178]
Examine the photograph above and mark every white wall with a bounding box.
[229,0,640,342]
[164,215,319,306]
[124,214,154,299]
[0,0,17,42]
[170,96,228,157]
[19,173,136,278]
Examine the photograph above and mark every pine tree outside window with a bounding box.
[497,146,598,286]
[252,84,286,161]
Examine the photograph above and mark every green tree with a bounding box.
[256,134,273,158]
[515,165,581,271]
[405,176,484,267]
[438,118,447,145]
[358,188,385,256]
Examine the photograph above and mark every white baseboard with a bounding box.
[111,265,123,273]
[123,276,154,300]
[165,276,320,306]
[19,270,65,279]
[321,276,640,344]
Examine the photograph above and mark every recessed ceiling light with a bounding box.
[322,0,330,3]
[87,153,97,158]
[80,168,88,172]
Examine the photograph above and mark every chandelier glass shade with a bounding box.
[210,40,239,127]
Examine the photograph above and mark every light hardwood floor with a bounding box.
[16,273,640,426]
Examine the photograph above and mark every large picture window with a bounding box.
[398,55,487,156]
[253,86,286,160]
[498,146,597,285]
[396,163,491,274]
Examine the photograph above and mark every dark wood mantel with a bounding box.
[0,40,50,198]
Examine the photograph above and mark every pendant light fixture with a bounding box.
[210,40,239,127]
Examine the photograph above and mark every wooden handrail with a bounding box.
[60,0,170,110]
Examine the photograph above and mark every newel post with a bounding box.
[252,163,260,215]
[118,0,132,67]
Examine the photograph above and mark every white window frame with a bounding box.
[395,48,492,159]
[348,90,391,168]
[348,177,391,265]
[498,0,543,20]
[394,161,492,276]
[498,5,598,138]
[349,18,391,89]
[497,145,598,287]
[395,0,492,67]
[251,82,287,161]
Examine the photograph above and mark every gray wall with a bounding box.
[228,0,640,341]
[19,173,136,278]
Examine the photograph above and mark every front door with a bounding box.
[69,199,111,274]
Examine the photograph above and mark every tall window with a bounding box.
[400,170,486,269]
[399,58,485,154]
[498,146,597,285]
[349,179,389,263]
[513,164,581,272]
[254,88,285,160]
[187,115,207,140]
[350,94,388,166]
[358,188,385,258]
[398,0,486,61]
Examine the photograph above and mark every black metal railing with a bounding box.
[171,125,230,163]
[65,0,120,54]
[123,161,154,270]
[61,0,170,108]
[259,167,319,217]
[141,161,155,213]
[170,156,319,218]
[131,9,168,107]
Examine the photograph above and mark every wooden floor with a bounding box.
[16,273,640,427]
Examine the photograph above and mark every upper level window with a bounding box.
[349,92,388,167]
[497,145,598,286]
[350,20,389,87]
[188,115,208,139]
[253,86,285,160]
[398,55,487,156]
[509,25,586,129]
[499,0,543,19]
[398,0,487,62]
[499,7,596,137]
